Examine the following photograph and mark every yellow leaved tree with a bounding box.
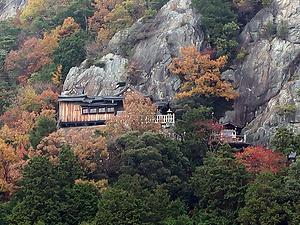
[169,46,238,100]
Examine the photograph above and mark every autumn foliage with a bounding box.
[89,0,146,40]
[235,146,287,175]
[31,128,108,175]
[169,46,238,100]
[5,17,80,84]
[5,37,50,78]
[106,92,160,134]
[0,86,58,162]
[0,138,26,201]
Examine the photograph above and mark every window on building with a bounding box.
[107,107,114,113]
[82,108,88,114]
[90,108,97,113]
[98,108,106,113]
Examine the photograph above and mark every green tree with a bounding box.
[53,30,86,81]
[29,115,57,149]
[145,0,168,11]
[8,155,59,224]
[264,20,277,37]
[271,127,300,156]
[215,21,240,58]
[277,20,288,39]
[192,0,238,45]
[50,0,96,31]
[114,131,190,199]
[282,161,300,224]
[192,145,250,224]
[238,171,289,225]
[175,106,213,169]
[0,20,20,51]
[0,20,20,114]
[19,0,75,33]
[8,147,97,224]
[120,146,171,183]
[172,94,233,120]
[191,0,241,60]
[93,174,188,224]
[55,145,83,187]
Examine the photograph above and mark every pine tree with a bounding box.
[192,145,250,224]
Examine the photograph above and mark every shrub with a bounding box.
[86,57,95,68]
[94,61,106,68]
[275,105,297,116]
[262,0,273,5]
[264,21,276,37]
[277,20,288,39]
[237,47,248,63]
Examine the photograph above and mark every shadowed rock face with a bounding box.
[64,0,207,100]
[0,0,27,20]
[222,0,300,129]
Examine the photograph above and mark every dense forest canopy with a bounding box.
[0,0,299,224]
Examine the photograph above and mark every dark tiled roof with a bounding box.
[59,84,157,104]
[222,121,243,128]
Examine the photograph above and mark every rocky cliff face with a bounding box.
[0,0,27,20]
[221,0,300,145]
[64,0,207,100]
[244,80,300,146]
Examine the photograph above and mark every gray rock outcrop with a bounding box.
[64,0,207,100]
[244,79,300,146]
[222,0,300,145]
[63,54,128,96]
[0,0,27,20]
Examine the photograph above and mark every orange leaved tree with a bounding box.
[106,92,160,134]
[32,128,108,175]
[235,146,287,175]
[0,138,25,201]
[169,46,238,100]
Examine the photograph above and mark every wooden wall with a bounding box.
[59,102,113,122]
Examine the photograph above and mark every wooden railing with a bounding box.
[155,114,175,124]
[214,133,247,143]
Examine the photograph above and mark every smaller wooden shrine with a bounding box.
[216,121,249,149]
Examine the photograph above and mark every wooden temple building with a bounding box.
[58,84,175,127]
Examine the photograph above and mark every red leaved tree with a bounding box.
[5,37,49,79]
[235,146,287,175]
